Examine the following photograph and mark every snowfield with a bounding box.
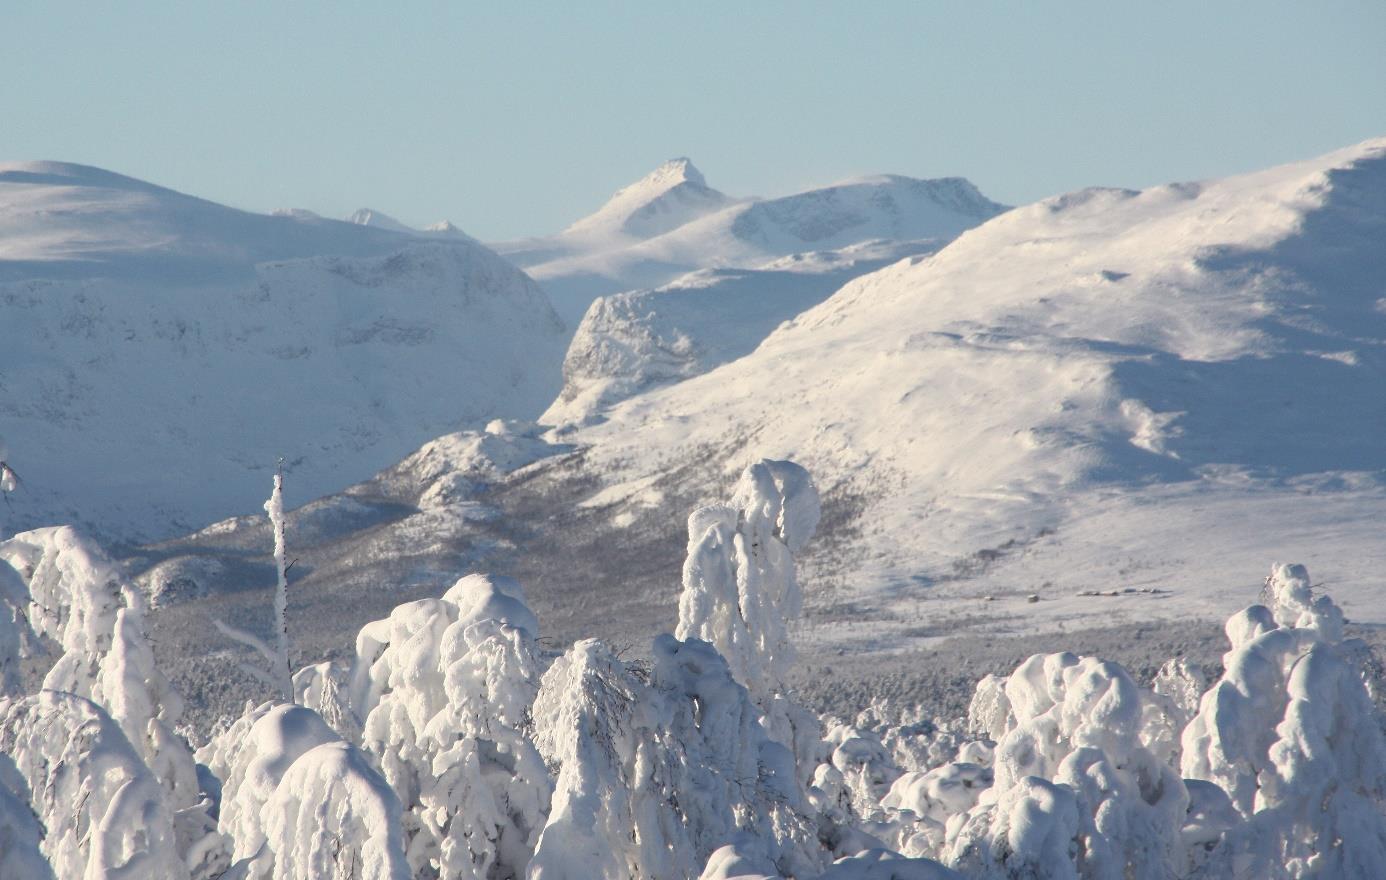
[0,161,566,543]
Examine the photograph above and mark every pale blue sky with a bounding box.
[4,2,1384,240]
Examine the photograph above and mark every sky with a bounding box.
[4,2,1384,240]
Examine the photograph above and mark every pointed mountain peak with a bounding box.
[639,157,706,190]
[564,157,730,240]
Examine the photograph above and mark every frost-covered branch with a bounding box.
[211,617,280,667]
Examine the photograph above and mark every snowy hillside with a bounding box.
[562,138,1386,647]
[0,161,566,542]
[545,239,953,423]
[493,159,1008,324]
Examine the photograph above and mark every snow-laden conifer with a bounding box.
[0,690,187,879]
[1181,564,1386,877]
[0,526,202,809]
[347,573,549,878]
[529,634,825,880]
[943,653,1188,879]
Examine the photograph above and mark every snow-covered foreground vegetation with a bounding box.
[2,461,1382,879]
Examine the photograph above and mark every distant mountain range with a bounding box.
[0,161,565,542]
[491,157,1008,324]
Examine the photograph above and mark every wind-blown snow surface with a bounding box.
[0,161,565,542]
[564,138,1386,647]
[493,158,1008,325]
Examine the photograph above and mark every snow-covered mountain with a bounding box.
[134,140,1386,725]
[0,161,566,542]
[346,207,478,242]
[564,138,1386,647]
[544,239,952,423]
[492,159,1009,324]
[561,156,733,240]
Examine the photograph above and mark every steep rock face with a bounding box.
[0,162,565,542]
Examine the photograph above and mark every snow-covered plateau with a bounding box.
[1,138,1385,878]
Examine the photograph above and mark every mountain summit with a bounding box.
[562,157,732,240]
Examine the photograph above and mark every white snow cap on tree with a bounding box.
[1181,563,1386,878]
[199,702,342,872]
[264,741,411,880]
[347,573,549,878]
[677,458,821,702]
[196,700,410,879]
[0,690,188,880]
[529,634,825,880]
[0,526,200,809]
[945,652,1188,880]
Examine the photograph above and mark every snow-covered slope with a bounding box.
[493,160,1008,324]
[563,138,1386,645]
[545,239,951,423]
[562,157,733,241]
[0,161,565,542]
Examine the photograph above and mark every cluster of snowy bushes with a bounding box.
[1,461,1384,879]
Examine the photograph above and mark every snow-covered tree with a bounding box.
[264,741,411,880]
[0,690,187,879]
[879,760,993,859]
[347,573,549,878]
[196,700,410,879]
[0,526,202,809]
[214,465,295,700]
[529,634,825,880]
[677,459,820,702]
[0,754,54,880]
[1181,563,1386,878]
[812,721,900,832]
[944,652,1189,880]
[677,459,825,784]
[198,702,343,873]
[294,660,361,742]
